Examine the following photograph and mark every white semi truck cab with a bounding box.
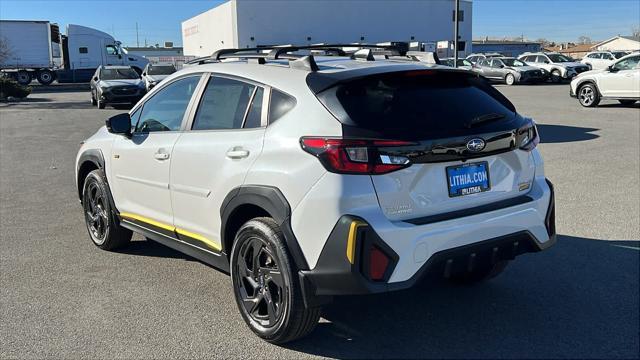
[0,21,148,84]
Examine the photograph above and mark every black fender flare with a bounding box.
[220,185,309,270]
[76,148,105,200]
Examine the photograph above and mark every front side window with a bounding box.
[491,59,504,68]
[547,54,572,62]
[613,56,640,71]
[135,76,200,132]
[502,58,526,67]
[106,45,119,55]
[192,76,256,130]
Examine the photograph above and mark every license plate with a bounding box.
[446,162,490,197]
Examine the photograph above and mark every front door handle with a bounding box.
[154,149,170,160]
[226,147,250,159]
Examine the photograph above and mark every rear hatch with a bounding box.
[312,69,539,222]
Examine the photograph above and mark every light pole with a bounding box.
[453,0,460,68]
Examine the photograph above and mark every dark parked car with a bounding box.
[90,65,146,109]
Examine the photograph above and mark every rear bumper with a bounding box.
[299,177,556,306]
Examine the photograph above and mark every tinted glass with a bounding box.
[192,77,255,130]
[613,52,628,59]
[244,87,264,128]
[613,56,640,71]
[492,59,504,67]
[148,65,176,75]
[323,71,517,140]
[268,90,296,123]
[135,76,200,132]
[547,54,572,62]
[101,68,139,80]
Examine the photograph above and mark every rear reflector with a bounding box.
[369,246,390,281]
[300,137,415,175]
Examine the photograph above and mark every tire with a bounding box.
[15,70,31,85]
[578,83,600,107]
[231,217,321,344]
[550,69,562,83]
[36,70,54,85]
[504,73,515,86]
[448,260,509,285]
[618,100,637,106]
[82,169,132,250]
[97,98,106,109]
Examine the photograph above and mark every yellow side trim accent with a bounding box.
[119,212,175,232]
[119,212,221,252]
[346,221,366,264]
[175,228,221,251]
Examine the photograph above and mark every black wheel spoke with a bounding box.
[251,241,263,278]
[264,290,278,323]
[264,268,284,289]
[243,292,263,314]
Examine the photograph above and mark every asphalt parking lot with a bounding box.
[1,85,638,358]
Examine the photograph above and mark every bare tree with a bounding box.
[577,36,592,45]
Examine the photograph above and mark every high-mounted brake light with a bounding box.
[300,137,415,175]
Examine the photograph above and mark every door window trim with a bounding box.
[185,72,272,132]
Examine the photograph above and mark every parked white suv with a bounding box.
[75,45,556,343]
[581,51,630,70]
[570,53,640,107]
[518,52,590,82]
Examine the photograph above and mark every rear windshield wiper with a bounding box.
[466,113,506,128]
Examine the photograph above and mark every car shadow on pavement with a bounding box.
[596,102,640,109]
[286,235,639,359]
[537,124,599,143]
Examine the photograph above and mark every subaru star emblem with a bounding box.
[466,138,486,152]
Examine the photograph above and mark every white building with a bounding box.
[592,36,640,52]
[182,0,472,57]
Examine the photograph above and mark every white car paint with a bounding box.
[581,51,629,70]
[571,53,640,103]
[77,53,553,284]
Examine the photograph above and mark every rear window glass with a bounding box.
[319,70,517,140]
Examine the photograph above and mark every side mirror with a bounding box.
[142,72,147,76]
[106,113,132,137]
[93,76,99,81]
[499,64,505,68]
[544,60,550,64]
[608,65,618,72]
[118,54,122,59]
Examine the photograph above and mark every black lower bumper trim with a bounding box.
[404,195,533,226]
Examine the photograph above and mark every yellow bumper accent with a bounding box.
[346,220,366,264]
[119,212,221,251]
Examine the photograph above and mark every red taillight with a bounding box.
[518,119,539,152]
[300,137,415,175]
[369,246,390,281]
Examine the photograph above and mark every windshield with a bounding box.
[613,52,628,59]
[547,54,573,62]
[148,65,176,75]
[318,70,517,140]
[502,58,526,67]
[101,68,140,80]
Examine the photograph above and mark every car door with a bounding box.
[90,67,100,99]
[169,75,269,252]
[599,55,640,97]
[109,74,204,230]
[491,59,507,79]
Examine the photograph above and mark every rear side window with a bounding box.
[192,77,256,130]
[317,70,517,140]
[268,90,296,123]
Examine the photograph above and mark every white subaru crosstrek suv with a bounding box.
[581,51,630,70]
[75,44,556,344]
[570,52,640,107]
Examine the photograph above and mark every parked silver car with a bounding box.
[466,52,502,64]
[89,65,146,109]
[141,63,177,91]
[473,57,548,85]
[518,52,590,83]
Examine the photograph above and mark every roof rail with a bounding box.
[185,43,409,71]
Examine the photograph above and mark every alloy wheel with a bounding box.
[234,237,287,329]
[579,86,594,106]
[84,181,109,245]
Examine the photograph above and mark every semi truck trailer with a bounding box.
[0,20,149,84]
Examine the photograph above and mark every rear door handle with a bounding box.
[154,149,170,160]
[226,147,250,159]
